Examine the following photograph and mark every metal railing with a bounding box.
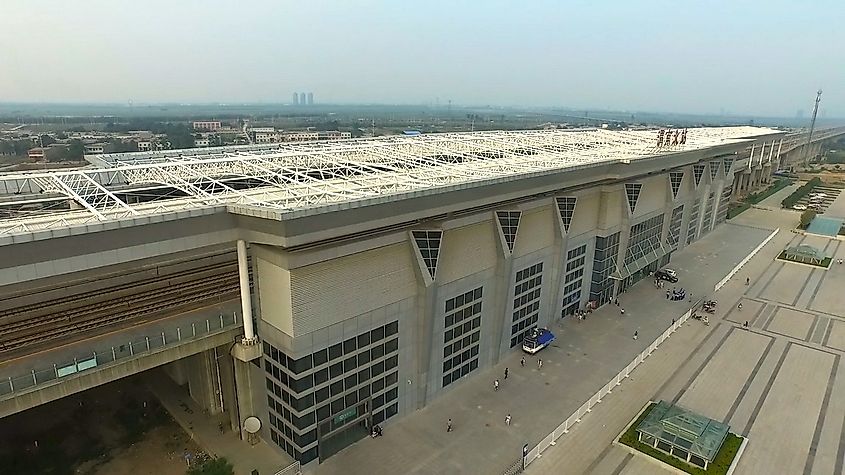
[0,311,242,398]
[714,228,779,292]
[274,461,302,475]
[522,305,697,469]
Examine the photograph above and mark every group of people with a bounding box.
[653,278,667,289]
[666,287,687,301]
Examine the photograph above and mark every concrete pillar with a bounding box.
[237,239,256,343]
[186,349,224,415]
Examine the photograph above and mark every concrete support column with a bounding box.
[237,239,256,343]
[186,349,224,415]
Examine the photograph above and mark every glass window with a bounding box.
[385,321,398,336]
[289,374,313,393]
[345,392,358,408]
[385,371,398,387]
[345,373,357,390]
[371,326,385,342]
[357,367,371,383]
[313,349,328,367]
[291,393,314,412]
[373,394,385,410]
[330,362,343,379]
[372,377,385,394]
[372,361,385,377]
[328,343,342,361]
[293,412,315,431]
[371,344,385,360]
[330,380,343,397]
[291,355,312,374]
[357,332,370,348]
[357,351,371,366]
[385,338,398,354]
[331,398,344,415]
[386,387,398,402]
[343,338,356,354]
[358,385,370,400]
[316,404,330,421]
[315,386,329,404]
[344,356,356,373]
[314,368,329,386]
[385,355,398,371]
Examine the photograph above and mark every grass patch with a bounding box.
[619,403,743,475]
[782,177,822,208]
[744,178,792,204]
[777,251,832,268]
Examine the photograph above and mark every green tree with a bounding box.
[39,134,56,146]
[187,457,234,475]
[799,209,817,229]
[68,139,85,160]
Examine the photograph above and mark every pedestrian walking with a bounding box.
[505,414,512,426]
[633,330,638,340]
[504,367,509,380]
[520,356,525,367]
[494,379,500,391]
[666,290,670,300]
[743,320,749,329]
[620,308,625,316]
[614,298,619,306]
[738,302,743,311]
[538,358,543,370]
[746,277,750,286]
[447,419,452,432]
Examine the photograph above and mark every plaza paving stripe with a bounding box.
[671,326,736,405]
[742,342,791,436]
[723,335,775,424]
[737,344,835,475]
[807,315,822,342]
[804,355,840,474]
[610,453,633,475]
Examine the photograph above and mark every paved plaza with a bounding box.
[528,208,845,475]
[308,222,776,475]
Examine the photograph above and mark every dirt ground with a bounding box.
[0,375,202,475]
[85,424,201,475]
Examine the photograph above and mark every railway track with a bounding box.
[0,260,250,354]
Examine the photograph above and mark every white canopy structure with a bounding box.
[0,127,778,237]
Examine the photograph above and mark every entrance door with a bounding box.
[318,418,369,461]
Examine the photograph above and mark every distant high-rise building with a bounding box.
[307,92,314,105]
[299,92,306,105]
[292,93,299,105]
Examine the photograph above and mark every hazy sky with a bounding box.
[2,0,843,117]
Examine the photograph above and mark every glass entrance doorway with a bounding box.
[317,399,371,462]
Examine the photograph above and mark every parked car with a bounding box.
[793,204,808,211]
[655,269,679,283]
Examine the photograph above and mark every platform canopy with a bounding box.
[783,245,827,265]
[0,126,779,237]
[637,400,729,463]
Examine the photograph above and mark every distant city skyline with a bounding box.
[1,0,843,117]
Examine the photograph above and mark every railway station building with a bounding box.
[0,127,786,464]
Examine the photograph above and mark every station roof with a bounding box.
[0,127,779,238]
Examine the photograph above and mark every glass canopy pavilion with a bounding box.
[636,401,729,469]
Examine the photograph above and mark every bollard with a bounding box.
[146,337,151,351]
[112,346,117,362]
[74,357,78,372]
[177,327,182,341]
[54,364,59,379]
[192,323,196,337]
[220,314,225,329]
[31,369,37,385]
[129,341,134,356]
[162,332,166,345]
[8,376,13,392]
[207,319,211,333]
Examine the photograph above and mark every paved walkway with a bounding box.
[310,222,773,475]
[146,370,293,475]
[530,208,845,475]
